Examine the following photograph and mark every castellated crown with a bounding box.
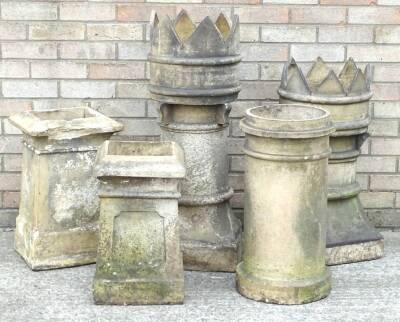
[148,10,241,106]
[149,10,240,58]
[279,57,372,98]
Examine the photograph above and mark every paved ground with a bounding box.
[1,230,399,322]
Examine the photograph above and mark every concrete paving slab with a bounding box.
[1,230,399,322]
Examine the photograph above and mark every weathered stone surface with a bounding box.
[326,240,384,266]
[8,107,123,270]
[148,11,241,272]
[237,104,334,304]
[279,57,384,265]
[93,140,185,305]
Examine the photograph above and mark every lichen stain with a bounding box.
[51,152,99,227]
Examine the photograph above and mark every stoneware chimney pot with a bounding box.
[237,104,333,304]
[9,107,123,270]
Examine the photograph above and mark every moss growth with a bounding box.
[93,278,184,305]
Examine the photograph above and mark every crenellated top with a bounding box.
[149,10,240,59]
[279,57,372,102]
[148,10,241,105]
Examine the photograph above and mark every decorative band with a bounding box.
[243,145,331,162]
[329,149,360,161]
[241,123,335,139]
[278,88,373,105]
[332,117,370,131]
[148,54,241,66]
[98,189,181,199]
[328,182,361,200]
[149,84,241,98]
[179,188,234,206]
[160,123,227,134]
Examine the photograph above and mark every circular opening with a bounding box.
[248,104,327,122]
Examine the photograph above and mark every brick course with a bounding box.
[0,1,400,228]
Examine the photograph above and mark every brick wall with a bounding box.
[0,0,399,228]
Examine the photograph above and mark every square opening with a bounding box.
[32,107,92,121]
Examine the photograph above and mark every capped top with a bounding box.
[95,140,186,179]
[149,10,240,59]
[8,107,123,140]
[240,104,334,139]
[279,57,372,104]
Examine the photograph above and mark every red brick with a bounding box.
[29,22,85,40]
[117,4,176,22]
[241,43,288,62]
[115,118,160,136]
[359,192,394,208]
[371,175,400,191]
[0,174,21,191]
[87,24,143,41]
[371,138,400,155]
[1,2,57,21]
[60,3,115,21]
[292,44,345,62]
[0,137,23,154]
[347,45,400,62]
[206,0,260,4]
[321,0,376,4]
[0,100,32,117]
[372,83,400,101]
[3,155,22,172]
[238,81,279,100]
[291,6,346,24]
[3,192,20,208]
[319,26,373,43]
[0,22,26,40]
[349,7,400,24]
[376,26,400,44]
[89,63,146,80]
[234,6,289,24]
[374,65,400,82]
